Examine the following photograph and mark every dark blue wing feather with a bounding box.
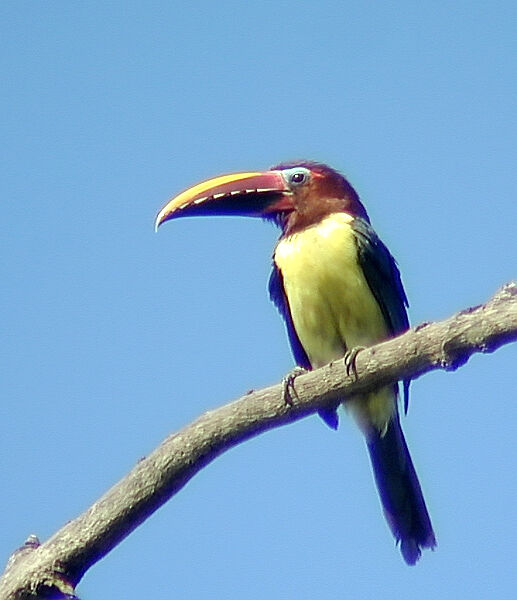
[352,218,411,410]
[353,219,435,560]
[269,264,339,428]
[268,264,311,369]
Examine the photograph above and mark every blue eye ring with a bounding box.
[280,166,311,187]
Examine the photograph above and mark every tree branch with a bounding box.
[1,282,516,600]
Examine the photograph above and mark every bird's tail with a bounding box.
[366,413,436,565]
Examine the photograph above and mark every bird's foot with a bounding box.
[282,366,307,406]
[343,346,365,381]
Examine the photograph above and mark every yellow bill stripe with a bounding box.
[155,172,263,230]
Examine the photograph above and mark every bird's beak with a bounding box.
[155,170,294,230]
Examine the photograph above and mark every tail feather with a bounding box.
[366,414,436,565]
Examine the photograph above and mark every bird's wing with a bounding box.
[352,217,411,410]
[269,263,339,428]
[268,264,311,369]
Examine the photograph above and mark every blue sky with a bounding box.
[2,1,516,598]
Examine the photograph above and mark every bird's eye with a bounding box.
[281,166,311,188]
[290,171,307,185]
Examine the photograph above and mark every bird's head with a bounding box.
[155,161,369,235]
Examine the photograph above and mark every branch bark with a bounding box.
[1,282,516,600]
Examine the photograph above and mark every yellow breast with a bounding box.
[274,212,394,431]
[274,213,388,368]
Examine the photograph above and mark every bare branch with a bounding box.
[1,282,516,600]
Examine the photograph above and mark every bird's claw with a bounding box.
[282,366,307,405]
[343,346,365,381]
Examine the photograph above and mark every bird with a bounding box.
[155,160,436,564]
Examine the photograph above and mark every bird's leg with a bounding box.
[282,366,307,406]
[343,346,365,381]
